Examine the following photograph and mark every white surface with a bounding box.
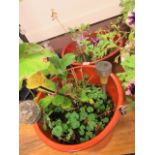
[19,0,121,42]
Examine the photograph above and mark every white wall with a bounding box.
[19,0,121,42]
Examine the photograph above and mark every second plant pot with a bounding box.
[61,31,123,66]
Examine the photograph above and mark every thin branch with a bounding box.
[39,86,76,101]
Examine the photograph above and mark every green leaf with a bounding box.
[121,55,135,69]
[102,117,109,123]
[70,120,80,129]
[52,125,63,138]
[68,112,79,120]
[59,83,73,94]
[19,79,23,90]
[52,95,65,106]
[54,119,62,126]
[79,125,85,136]
[86,107,94,113]
[80,111,88,121]
[19,43,55,82]
[66,112,80,129]
[61,54,75,69]
[44,79,56,91]
[43,113,51,130]
[66,129,73,141]
[26,72,47,89]
[120,0,135,19]
[85,131,93,138]
[39,96,53,109]
[87,113,96,121]
[61,98,72,110]
[43,121,47,131]
[48,121,53,129]
[47,63,57,75]
[62,124,68,131]
[79,90,89,102]
[86,121,96,131]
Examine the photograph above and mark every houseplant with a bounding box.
[61,25,124,65]
[50,10,124,66]
[114,0,135,113]
[19,43,124,151]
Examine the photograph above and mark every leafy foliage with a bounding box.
[19,43,75,90]
[39,96,54,109]
[120,0,135,19]
[75,31,119,62]
[41,85,114,144]
[20,43,114,144]
[117,55,135,87]
[68,23,89,34]
[19,43,55,89]
[48,53,75,78]
[26,72,56,90]
[52,125,63,138]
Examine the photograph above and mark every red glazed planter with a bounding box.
[33,65,124,152]
[61,32,123,66]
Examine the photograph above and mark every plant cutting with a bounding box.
[61,26,124,65]
[19,43,124,151]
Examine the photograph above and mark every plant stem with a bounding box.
[79,67,86,88]
[29,89,35,98]
[39,86,76,101]
[70,69,80,89]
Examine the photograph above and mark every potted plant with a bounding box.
[61,24,124,66]
[50,10,123,66]
[19,43,124,151]
[114,0,135,113]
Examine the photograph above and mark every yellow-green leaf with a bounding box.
[26,72,47,89]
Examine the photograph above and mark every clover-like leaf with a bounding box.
[87,113,96,121]
[86,121,96,131]
[39,96,54,109]
[70,120,80,129]
[102,117,109,123]
[66,129,74,141]
[52,95,65,106]
[85,131,93,139]
[52,125,63,138]
[61,98,72,110]
[86,106,94,113]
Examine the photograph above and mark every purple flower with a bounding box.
[91,38,100,46]
[126,9,135,27]
[125,80,135,96]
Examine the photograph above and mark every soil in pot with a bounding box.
[38,84,114,144]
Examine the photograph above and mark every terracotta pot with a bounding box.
[61,32,123,66]
[34,65,124,152]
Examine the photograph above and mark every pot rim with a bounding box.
[33,65,124,152]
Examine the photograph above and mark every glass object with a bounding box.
[95,61,112,92]
[19,100,41,124]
